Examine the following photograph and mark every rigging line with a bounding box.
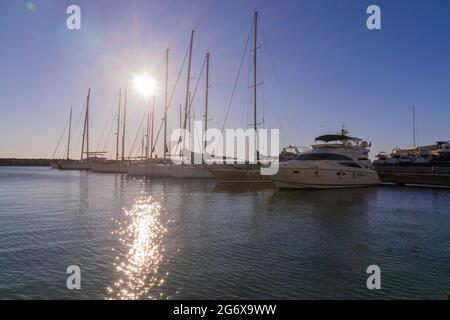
[128,110,147,158]
[260,23,305,145]
[151,45,190,155]
[208,69,227,126]
[51,114,70,159]
[259,49,265,127]
[95,100,116,152]
[70,104,85,141]
[187,56,206,124]
[66,106,82,158]
[189,57,208,158]
[168,45,190,110]
[265,69,285,140]
[102,110,119,155]
[152,119,163,154]
[221,18,254,132]
[173,55,207,156]
[237,51,250,130]
[70,101,87,158]
[263,51,286,139]
[265,68,288,144]
[244,51,252,129]
[193,111,203,155]
[258,43,283,137]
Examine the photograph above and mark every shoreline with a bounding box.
[0,158,59,166]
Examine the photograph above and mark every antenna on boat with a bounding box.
[340,123,349,136]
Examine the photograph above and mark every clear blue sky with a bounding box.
[1,0,449,158]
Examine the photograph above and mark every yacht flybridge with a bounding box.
[270,129,380,189]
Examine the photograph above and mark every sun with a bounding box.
[133,74,158,97]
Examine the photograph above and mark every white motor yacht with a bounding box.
[270,130,380,189]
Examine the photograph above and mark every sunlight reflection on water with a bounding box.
[107,195,168,300]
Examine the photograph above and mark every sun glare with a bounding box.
[133,74,158,97]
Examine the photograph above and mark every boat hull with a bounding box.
[57,162,91,170]
[127,163,172,177]
[91,164,128,173]
[271,166,380,189]
[171,165,213,179]
[210,168,272,183]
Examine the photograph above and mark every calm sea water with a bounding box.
[0,166,448,299]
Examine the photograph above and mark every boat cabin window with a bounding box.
[295,153,354,161]
[339,161,362,168]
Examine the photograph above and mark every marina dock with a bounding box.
[378,172,450,187]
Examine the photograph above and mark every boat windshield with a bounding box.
[295,153,354,161]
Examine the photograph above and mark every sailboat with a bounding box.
[92,88,129,173]
[209,12,272,184]
[171,51,213,179]
[58,88,95,170]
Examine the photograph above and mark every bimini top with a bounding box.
[315,134,362,142]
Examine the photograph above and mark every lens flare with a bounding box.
[133,74,157,97]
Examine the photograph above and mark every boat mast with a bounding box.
[185,30,194,163]
[145,108,150,159]
[188,91,192,162]
[86,88,90,162]
[80,108,86,160]
[150,96,155,160]
[163,48,169,161]
[81,89,90,161]
[116,88,122,160]
[141,127,145,158]
[412,105,416,148]
[179,104,182,130]
[252,12,259,162]
[121,88,127,162]
[66,106,72,160]
[179,104,183,157]
[203,53,210,164]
